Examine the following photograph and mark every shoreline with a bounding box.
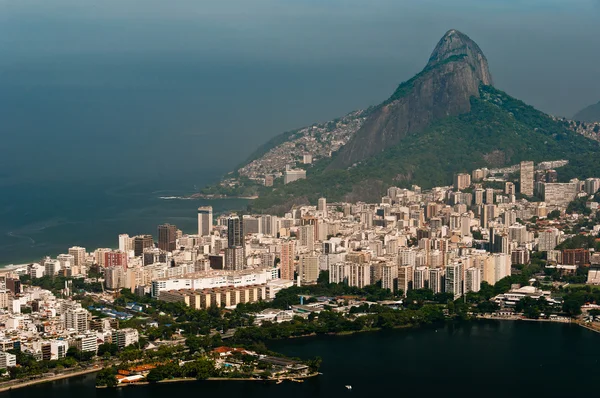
[0,263,31,272]
[576,321,600,334]
[4,319,598,393]
[101,372,320,389]
[0,367,101,393]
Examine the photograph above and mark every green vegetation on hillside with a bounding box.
[250,85,600,213]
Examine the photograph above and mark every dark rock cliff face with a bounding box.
[329,29,493,169]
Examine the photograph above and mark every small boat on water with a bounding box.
[345,385,353,390]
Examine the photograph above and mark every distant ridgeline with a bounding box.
[204,30,600,214]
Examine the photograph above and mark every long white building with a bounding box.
[151,267,278,298]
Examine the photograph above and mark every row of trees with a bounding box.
[5,347,93,380]
[232,304,445,344]
[145,358,217,383]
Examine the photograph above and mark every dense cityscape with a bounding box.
[2,159,600,389]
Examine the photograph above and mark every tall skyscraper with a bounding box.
[413,266,429,289]
[279,240,296,280]
[227,216,244,247]
[158,223,177,252]
[133,235,153,257]
[520,161,534,196]
[465,267,481,293]
[318,197,327,216]
[428,268,444,294]
[197,206,213,236]
[445,263,464,300]
[397,265,414,296]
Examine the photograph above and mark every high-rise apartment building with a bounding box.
[445,263,463,299]
[133,235,154,257]
[584,178,600,195]
[227,216,244,248]
[398,265,414,296]
[119,234,133,253]
[299,253,319,284]
[197,206,213,236]
[538,228,561,251]
[68,246,86,267]
[454,173,471,191]
[485,188,495,204]
[279,240,296,280]
[381,264,398,292]
[429,268,444,294]
[520,161,534,196]
[318,197,327,216]
[158,223,177,252]
[298,225,315,251]
[224,246,245,271]
[413,266,429,289]
[65,307,90,333]
[474,188,484,205]
[103,250,128,269]
[505,182,515,195]
[465,267,481,293]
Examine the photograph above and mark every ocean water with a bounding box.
[6,321,600,397]
[0,178,249,265]
[2,0,600,264]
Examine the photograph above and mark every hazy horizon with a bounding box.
[2,0,600,184]
[1,0,600,264]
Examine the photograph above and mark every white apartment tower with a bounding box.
[465,267,481,293]
[65,307,90,333]
[68,246,87,267]
[318,197,327,217]
[429,268,444,294]
[197,206,213,236]
[520,161,534,196]
[118,234,133,253]
[445,263,464,300]
[413,266,429,289]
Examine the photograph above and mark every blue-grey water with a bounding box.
[1,0,600,264]
[5,322,600,397]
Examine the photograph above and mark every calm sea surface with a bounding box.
[7,321,600,397]
[0,178,248,265]
[2,0,600,264]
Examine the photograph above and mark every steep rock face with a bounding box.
[329,29,493,169]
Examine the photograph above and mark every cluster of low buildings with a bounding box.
[237,111,365,185]
[0,280,139,365]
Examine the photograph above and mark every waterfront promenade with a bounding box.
[0,366,101,393]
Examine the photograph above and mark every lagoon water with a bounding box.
[2,0,600,265]
[7,322,600,397]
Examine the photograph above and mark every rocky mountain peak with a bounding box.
[426,29,493,85]
[328,30,494,169]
